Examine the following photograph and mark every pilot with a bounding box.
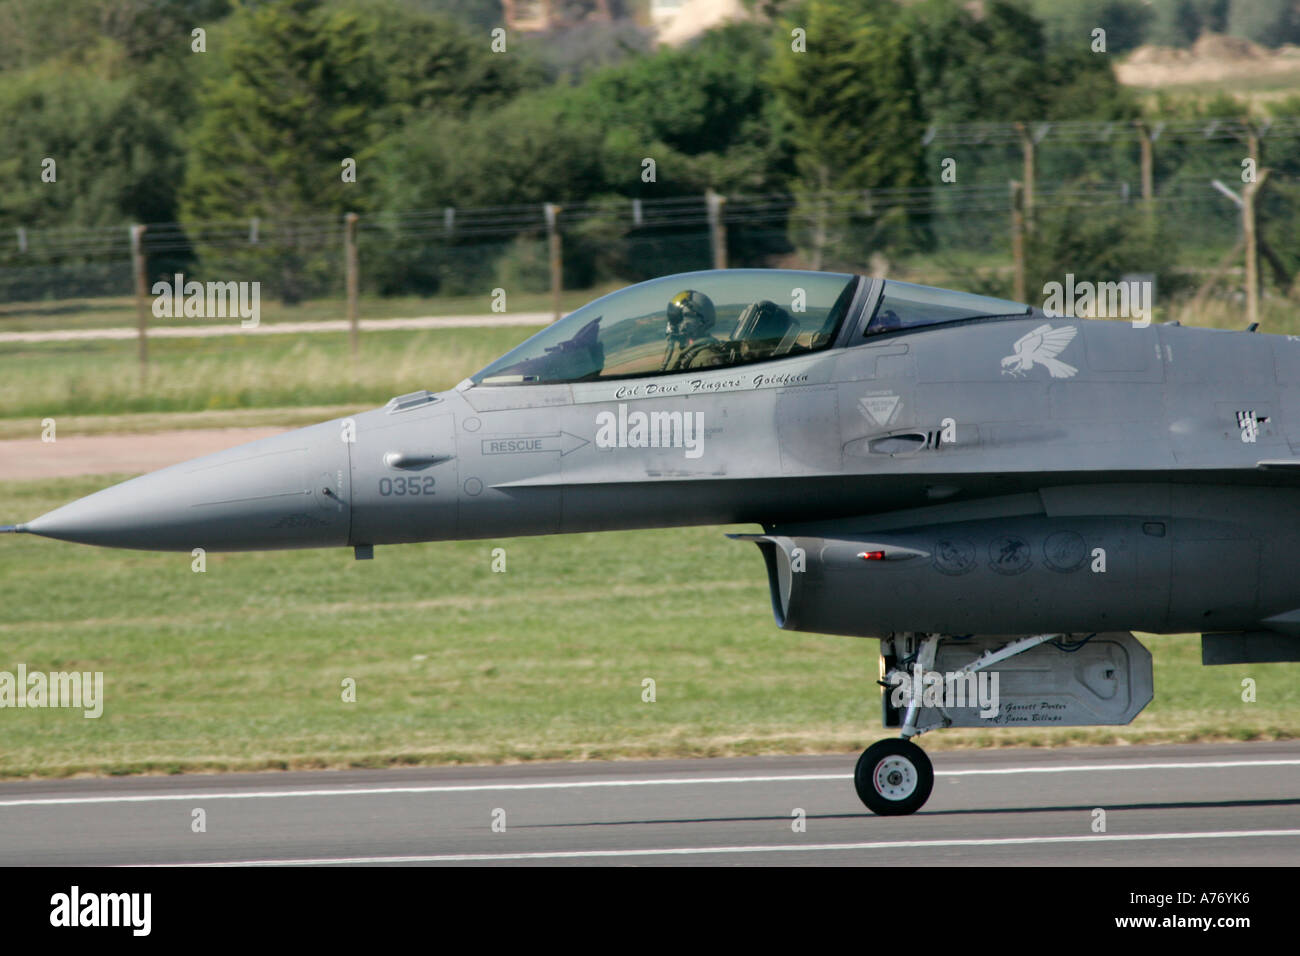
[663,289,730,371]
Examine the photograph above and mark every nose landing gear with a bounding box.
[854,631,942,815]
[854,630,1071,815]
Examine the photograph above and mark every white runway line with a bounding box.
[137,829,1300,866]
[936,759,1300,776]
[2,758,1297,808]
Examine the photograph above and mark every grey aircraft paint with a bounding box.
[7,269,1297,813]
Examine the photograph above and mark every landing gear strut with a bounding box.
[855,630,941,816]
[855,630,1065,815]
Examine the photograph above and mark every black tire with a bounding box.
[854,738,934,816]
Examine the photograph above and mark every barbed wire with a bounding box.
[923,117,1300,146]
[2,176,1272,263]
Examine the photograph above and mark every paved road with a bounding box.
[1,742,1296,866]
[0,312,552,344]
[0,427,287,479]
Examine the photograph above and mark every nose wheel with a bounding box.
[854,738,933,815]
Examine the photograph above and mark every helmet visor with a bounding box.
[667,292,701,330]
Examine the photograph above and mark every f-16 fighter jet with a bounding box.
[8,269,1300,814]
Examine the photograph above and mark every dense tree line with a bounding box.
[0,0,1297,303]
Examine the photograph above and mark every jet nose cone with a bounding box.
[25,421,352,551]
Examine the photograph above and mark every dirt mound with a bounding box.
[1126,44,1192,66]
[1191,33,1266,60]
[1119,33,1300,88]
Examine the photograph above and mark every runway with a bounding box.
[2,742,1296,866]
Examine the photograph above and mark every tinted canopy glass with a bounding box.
[865,281,1028,336]
[472,270,857,386]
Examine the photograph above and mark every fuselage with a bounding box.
[16,271,1300,637]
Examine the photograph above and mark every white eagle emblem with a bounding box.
[1000,323,1078,378]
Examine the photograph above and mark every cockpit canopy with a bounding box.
[863,281,1028,336]
[469,270,1032,387]
[472,269,857,386]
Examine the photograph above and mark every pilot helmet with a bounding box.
[667,290,716,339]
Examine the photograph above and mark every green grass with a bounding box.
[0,475,1295,779]
[1172,295,1300,332]
[1129,70,1300,103]
[0,326,526,418]
[0,287,613,332]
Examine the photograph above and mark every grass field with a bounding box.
[0,326,526,419]
[0,475,1295,779]
[0,287,614,332]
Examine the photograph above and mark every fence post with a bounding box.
[544,203,562,322]
[1136,121,1154,215]
[1015,123,1035,232]
[130,224,149,380]
[1243,169,1268,328]
[706,189,727,269]
[1010,181,1026,304]
[344,213,359,359]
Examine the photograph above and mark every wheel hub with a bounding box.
[873,755,917,800]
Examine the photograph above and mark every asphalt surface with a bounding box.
[1,742,1296,866]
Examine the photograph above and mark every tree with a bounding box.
[0,0,230,72]
[1025,205,1185,305]
[0,51,186,298]
[519,19,653,81]
[356,0,542,124]
[1257,97,1300,297]
[553,23,797,274]
[1146,0,1206,46]
[368,93,607,294]
[771,0,927,268]
[1227,0,1300,47]
[180,0,533,301]
[0,60,181,227]
[409,0,503,30]
[1027,0,1154,54]
[561,23,793,197]
[905,0,1137,125]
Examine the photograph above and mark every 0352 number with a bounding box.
[378,477,435,496]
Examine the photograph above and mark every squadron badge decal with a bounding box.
[1001,323,1078,379]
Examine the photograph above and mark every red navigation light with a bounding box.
[858,550,886,561]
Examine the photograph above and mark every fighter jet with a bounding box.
[7,268,1300,814]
